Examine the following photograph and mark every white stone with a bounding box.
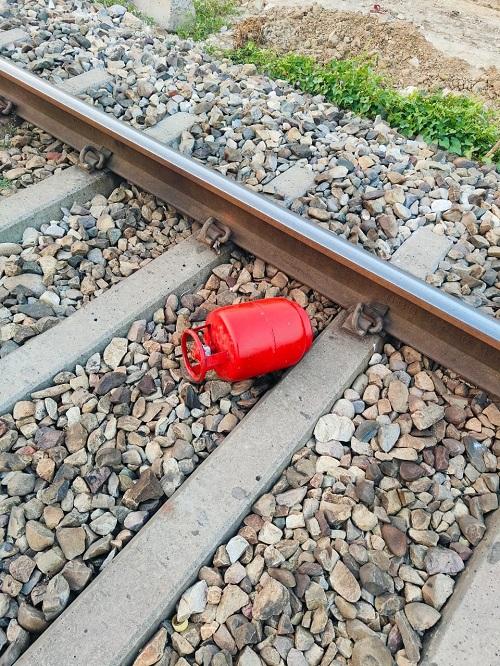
[176,580,208,622]
[431,199,452,213]
[314,414,354,443]
[40,291,60,307]
[259,522,283,544]
[103,337,128,370]
[332,398,355,419]
[329,166,349,179]
[226,535,250,563]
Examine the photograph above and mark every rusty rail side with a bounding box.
[1,57,499,396]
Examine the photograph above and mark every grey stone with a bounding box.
[359,563,394,596]
[377,423,400,453]
[424,547,465,575]
[226,535,250,564]
[6,472,35,497]
[42,574,71,620]
[396,610,421,663]
[264,165,315,199]
[390,227,452,279]
[405,602,441,630]
[3,274,45,297]
[351,637,394,666]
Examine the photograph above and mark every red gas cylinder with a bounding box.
[181,297,313,382]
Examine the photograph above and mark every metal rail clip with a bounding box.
[79,144,111,171]
[197,216,231,250]
[342,302,388,337]
[0,96,13,116]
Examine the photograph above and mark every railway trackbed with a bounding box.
[0,51,499,666]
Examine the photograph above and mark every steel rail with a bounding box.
[1,57,499,396]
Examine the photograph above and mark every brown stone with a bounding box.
[94,371,127,395]
[9,555,36,583]
[132,628,167,666]
[483,403,500,427]
[381,524,408,557]
[399,462,425,481]
[404,602,441,631]
[65,423,87,453]
[444,405,467,425]
[434,445,449,471]
[84,466,111,493]
[17,602,49,633]
[442,438,464,455]
[122,468,164,510]
[137,375,156,396]
[329,561,361,603]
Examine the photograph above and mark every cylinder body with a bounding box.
[198,297,313,382]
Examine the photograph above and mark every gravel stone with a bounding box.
[216,585,250,624]
[25,520,55,551]
[424,547,465,575]
[42,573,70,621]
[132,628,167,666]
[56,527,86,560]
[0,251,334,661]
[404,602,441,630]
[226,535,250,564]
[136,338,499,666]
[330,561,361,603]
[177,581,208,623]
[314,414,354,442]
[252,578,289,620]
[422,574,455,610]
[351,636,394,666]
[17,602,49,633]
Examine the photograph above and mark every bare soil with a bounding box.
[236,0,500,106]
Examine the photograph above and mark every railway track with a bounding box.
[0,42,499,666]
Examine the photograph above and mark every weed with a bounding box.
[0,178,10,190]
[177,0,236,41]
[228,43,500,163]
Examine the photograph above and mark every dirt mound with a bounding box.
[234,6,500,107]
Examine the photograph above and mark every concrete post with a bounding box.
[132,0,195,31]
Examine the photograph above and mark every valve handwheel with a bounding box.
[181,327,208,383]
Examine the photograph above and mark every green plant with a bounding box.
[0,178,10,190]
[228,43,500,163]
[177,0,236,41]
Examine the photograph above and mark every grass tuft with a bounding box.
[177,0,236,41]
[228,43,500,163]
